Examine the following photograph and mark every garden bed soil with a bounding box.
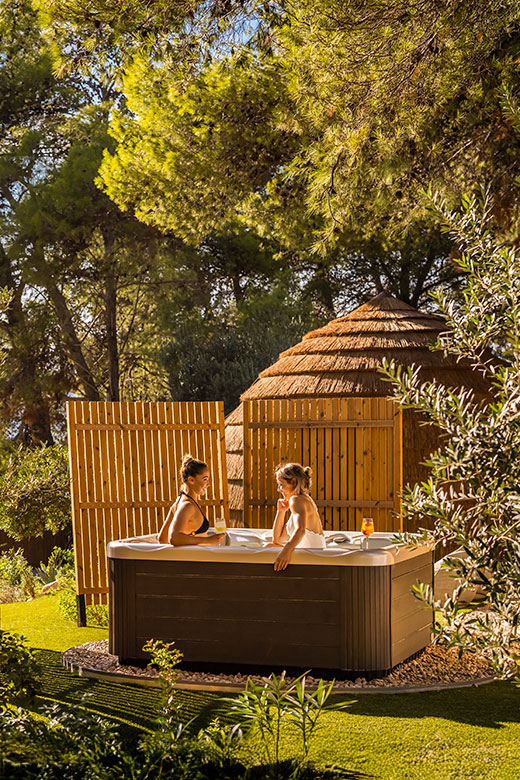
[62,640,495,692]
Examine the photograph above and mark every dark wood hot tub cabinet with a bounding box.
[109,552,433,675]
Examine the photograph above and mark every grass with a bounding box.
[2,594,520,778]
[0,594,224,732]
[300,682,520,779]
[0,592,107,651]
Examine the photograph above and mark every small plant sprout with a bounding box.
[199,718,243,764]
[285,675,350,764]
[143,639,184,729]
[227,671,351,773]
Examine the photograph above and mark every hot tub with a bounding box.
[107,529,433,676]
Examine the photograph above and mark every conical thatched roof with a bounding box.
[226,291,490,519]
[242,291,488,399]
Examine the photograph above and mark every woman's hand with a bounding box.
[197,532,227,546]
[210,533,226,546]
[274,547,292,571]
[277,497,289,512]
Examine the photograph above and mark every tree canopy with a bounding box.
[37,0,520,306]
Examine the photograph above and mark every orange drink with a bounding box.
[361,518,374,538]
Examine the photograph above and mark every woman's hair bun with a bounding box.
[180,453,207,483]
[275,462,312,494]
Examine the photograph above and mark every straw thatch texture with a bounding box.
[226,292,491,529]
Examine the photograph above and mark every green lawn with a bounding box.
[0,594,224,732]
[0,593,107,651]
[301,683,520,779]
[2,594,520,778]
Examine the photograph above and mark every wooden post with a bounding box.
[242,401,251,528]
[76,594,87,627]
[66,401,85,616]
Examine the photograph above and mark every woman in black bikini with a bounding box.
[157,454,226,546]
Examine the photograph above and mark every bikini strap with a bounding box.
[180,490,206,519]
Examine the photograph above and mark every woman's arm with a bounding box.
[272,498,290,546]
[167,503,225,546]
[274,496,307,571]
[170,530,225,546]
[157,504,175,543]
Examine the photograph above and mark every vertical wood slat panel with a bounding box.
[339,400,347,531]
[89,402,101,603]
[206,403,216,523]
[324,399,333,531]
[173,402,183,501]
[347,400,355,531]
[217,402,230,524]
[242,400,252,529]
[143,402,154,535]
[354,398,364,532]
[242,398,402,533]
[94,402,106,605]
[80,402,93,599]
[204,403,215,522]
[393,400,403,531]
[67,402,84,599]
[67,401,229,603]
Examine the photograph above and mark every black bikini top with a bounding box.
[178,490,209,534]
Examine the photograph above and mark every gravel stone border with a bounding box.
[61,640,496,694]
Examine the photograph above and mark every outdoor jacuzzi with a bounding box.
[108,529,433,676]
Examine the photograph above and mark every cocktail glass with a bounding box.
[360,517,374,549]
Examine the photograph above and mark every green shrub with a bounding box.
[0,699,245,780]
[0,659,350,780]
[86,603,109,628]
[47,546,74,571]
[0,631,41,706]
[57,570,109,627]
[0,443,71,540]
[34,545,75,587]
[0,549,36,602]
[0,698,346,779]
[384,187,520,679]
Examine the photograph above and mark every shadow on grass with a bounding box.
[31,649,225,733]
[328,680,520,729]
[211,761,376,779]
[31,649,520,732]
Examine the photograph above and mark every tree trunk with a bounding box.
[0,242,54,445]
[104,269,120,401]
[410,253,437,307]
[398,257,411,304]
[310,261,336,319]
[21,401,54,446]
[231,272,244,305]
[46,279,100,401]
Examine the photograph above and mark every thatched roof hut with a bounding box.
[226,291,489,527]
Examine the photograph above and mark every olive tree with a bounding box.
[385,188,520,680]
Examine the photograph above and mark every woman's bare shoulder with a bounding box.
[288,494,309,512]
[172,498,198,525]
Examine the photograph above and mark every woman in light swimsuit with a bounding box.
[267,462,325,571]
[157,454,226,546]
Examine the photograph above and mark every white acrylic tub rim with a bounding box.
[107,529,431,567]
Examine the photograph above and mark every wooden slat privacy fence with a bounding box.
[242,398,402,533]
[67,401,229,608]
